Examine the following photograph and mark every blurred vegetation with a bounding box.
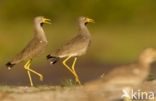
[60,79,78,87]
[1,0,156,65]
[0,0,156,24]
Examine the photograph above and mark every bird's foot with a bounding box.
[30,82,34,87]
[39,75,44,81]
[75,78,81,85]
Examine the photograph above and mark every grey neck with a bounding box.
[78,23,91,38]
[34,23,47,42]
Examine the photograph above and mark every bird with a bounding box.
[47,16,94,84]
[85,48,156,92]
[6,16,51,86]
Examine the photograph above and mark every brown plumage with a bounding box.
[85,48,156,91]
[6,16,51,86]
[55,34,91,58]
[47,16,94,84]
[6,38,47,68]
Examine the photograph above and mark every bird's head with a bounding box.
[139,48,156,64]
[34,16,51,26]
[79,16,95,25]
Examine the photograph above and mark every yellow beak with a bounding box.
[43,18,51,24]
[86,18,95,23]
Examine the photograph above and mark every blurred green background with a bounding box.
[1,0,156,85]
[1,0,156,65]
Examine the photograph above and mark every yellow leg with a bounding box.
[24,60,43,86]
[27,65,43,81]
[27,70,33,86]
[24,60,33,86]
[63,56,74,73]
[62,56,81,84]
[71,57,81,84]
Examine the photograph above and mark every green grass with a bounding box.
[60,79,79,87]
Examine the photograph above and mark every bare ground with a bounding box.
[0,80,155,101]
[0,62,155,101]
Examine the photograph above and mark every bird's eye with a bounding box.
[85,22,88,25]
[40,23,44,26]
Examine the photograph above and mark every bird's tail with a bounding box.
[5,62,15,70]
[46,54,60,64]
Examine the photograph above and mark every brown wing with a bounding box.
[55,35,91,57]
[11,37,47,64]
